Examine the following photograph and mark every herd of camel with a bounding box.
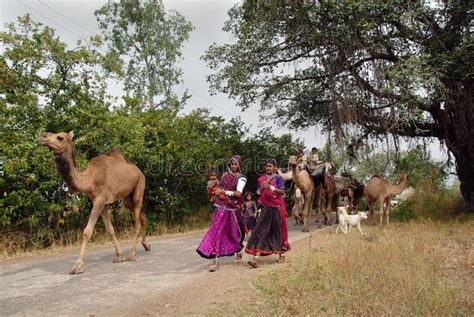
[279,155,408,232]
[37,131,408,274]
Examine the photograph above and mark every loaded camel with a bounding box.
[333,174,365,213]
[363,172,408,225]
[311,162,336,226]
[277,168,304,225]
[38,131,150,274]
[288,155,314,232]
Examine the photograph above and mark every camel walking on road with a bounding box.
[38,131,150,274]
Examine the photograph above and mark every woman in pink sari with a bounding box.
[196,155,247,271]
[245,159,289,268]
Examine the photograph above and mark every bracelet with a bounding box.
[225,190,234,197]
[269,185,276,192]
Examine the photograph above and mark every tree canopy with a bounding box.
[204,0,474,211]
[95,0,193,109]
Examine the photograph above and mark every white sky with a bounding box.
[1,0,448,161]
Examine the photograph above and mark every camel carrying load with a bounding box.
[38,131,150,274]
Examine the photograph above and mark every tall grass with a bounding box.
[254,220,473,316]
[393,180,467,222]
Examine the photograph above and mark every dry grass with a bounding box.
[251,220,473,316]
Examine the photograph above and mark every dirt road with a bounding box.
[1,218,333,316]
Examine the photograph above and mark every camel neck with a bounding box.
[391,176,407,195]
[55,151,86,192]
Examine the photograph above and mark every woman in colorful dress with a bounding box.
[196,155,247,271]
[245,159,289,268]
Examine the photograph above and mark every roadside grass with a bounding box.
[249,220,473,316]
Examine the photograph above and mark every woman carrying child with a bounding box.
[196,155,247,271]
[245,159,289,268]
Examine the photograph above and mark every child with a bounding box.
[207,168,219,212]
[243,192,257,239]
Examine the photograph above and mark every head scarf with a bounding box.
[227,155,243,174]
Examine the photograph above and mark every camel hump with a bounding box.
[105,149,132,163]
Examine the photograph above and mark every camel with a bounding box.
[38,131,150,274]
[312,163,336,226]
[276,168,302,225]
[363,172,408,225]
[288,155,314,232]
[292,187,304,225]
[334,174,365,213]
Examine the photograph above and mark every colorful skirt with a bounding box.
[244,215,257,231]
[196,207,242,259]
[245,206,285,256]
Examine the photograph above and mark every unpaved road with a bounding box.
[1,218,333,316]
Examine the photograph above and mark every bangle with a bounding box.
[269,185,276,192]
[225,190,234,197]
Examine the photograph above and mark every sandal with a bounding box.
[235,252,243,264]
[209,258,219,272]
[278,253,286,263]
[248,256,260,268]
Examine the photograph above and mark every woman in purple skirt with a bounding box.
[196,155,247,271]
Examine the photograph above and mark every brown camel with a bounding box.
[277,168,304,225]
[312,163,336,226]
[38,131,150,274]
[334,174,365,213]
[288,155,314,232]
[363,172,408,225]
[292,187,304,226]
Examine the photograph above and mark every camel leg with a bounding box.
[128,182,145,261]
[70,198,105,274]
[316,188,323,228]
[140,210,151,251]
[379,198,385,225]
[124,194,149,252]
[100,208,124,263]
[302,192,312,232]
[386,204,390,225]
[367,201,375,225]
[325,192,334,225]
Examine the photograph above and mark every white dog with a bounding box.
[336,206,368,235]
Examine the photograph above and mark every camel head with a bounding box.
[288,155,298,167]
[38,131,75,155]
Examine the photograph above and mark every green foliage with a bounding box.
[95,0,193,109]
[0,15,303,252]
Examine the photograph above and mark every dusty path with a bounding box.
[1,218,334,316]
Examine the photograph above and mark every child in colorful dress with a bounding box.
[245,159,289,268]
[207,168,219,212]
[243,192,257,239]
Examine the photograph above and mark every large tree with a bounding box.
[96,0,193,109]
[204,0,474,211]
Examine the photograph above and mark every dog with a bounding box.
[336,206,368,235]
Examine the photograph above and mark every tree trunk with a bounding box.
[443,88,474,213]
[455,156,474,213]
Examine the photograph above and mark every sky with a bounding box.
[0,0,448,161]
